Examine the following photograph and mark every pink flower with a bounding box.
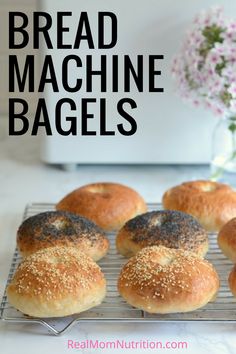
[207,52,222,66]
[229,22,236,30]
[211,104,225,116]
[172,6,236,117]
[193,99,200,107]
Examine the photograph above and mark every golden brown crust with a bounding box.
[229,265,236,297]
[7,246,106,318]
[162,180,236,231]
[56,183,147,231]
[116,210,208,257]
[17,211,109,261]
[218,218,236,262]
[118,246,220,314]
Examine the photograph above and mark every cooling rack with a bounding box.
[1,203,236,336]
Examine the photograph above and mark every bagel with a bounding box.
[118,246,220,314]
[7,246,106,318]
[162,180,236,231]
[56,182,147,231]
[116,210,208,257]
[17,211,109,261]
[218,218,236,262]
[229,265,236,297]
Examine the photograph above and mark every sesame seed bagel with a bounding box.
[116,210,208,258]
[7,246,106,318]
[162,180,236,232]
[218,218,236,262]
[229,265,236,297]
[17,211,109,261]
[56,182,147,232]
[118,246,220,314]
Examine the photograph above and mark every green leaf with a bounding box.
[199,24,225,59]
[229,123,236,133]
[202,24,224,44]
[220,91,232,106]
[215,57,227,75]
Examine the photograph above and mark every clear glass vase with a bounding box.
[210,115,236,185]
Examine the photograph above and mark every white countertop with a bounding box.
[0,135,236,354]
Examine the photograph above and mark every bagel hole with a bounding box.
[199,183,216,192]
[51,219,70,230]
[149,217,163,227]
[87,186,107,194]
[158,256,174,266]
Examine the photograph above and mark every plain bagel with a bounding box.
[218,217,236,262]
[229,265,236,298]
[162,180,236,231]
[56,182,147,231]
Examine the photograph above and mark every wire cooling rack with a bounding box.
[1,203,236,335]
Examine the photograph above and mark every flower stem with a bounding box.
[210,150,236,181]
[210,118,236,181]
